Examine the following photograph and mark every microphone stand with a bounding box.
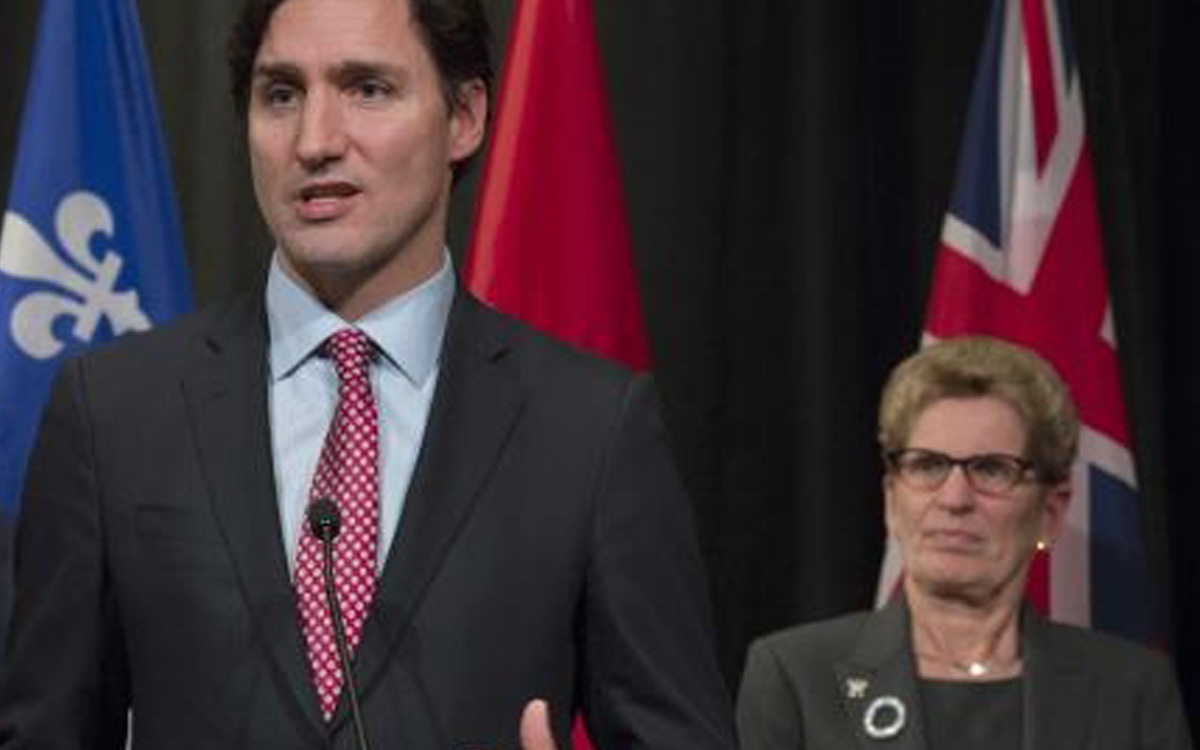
[309,498,372,750]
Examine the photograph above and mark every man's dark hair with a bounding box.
[227,0,494,175]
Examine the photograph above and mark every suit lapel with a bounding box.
[181,292,326,735]
[832,602,1097,750]
[834,598,928,750]
[1022,610,1096,750]
[348,292,523,716]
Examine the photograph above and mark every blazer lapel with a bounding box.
[348,291,523,715]
[834,598,928,750]
[1022,610,1096,750]
[181,292,326,734]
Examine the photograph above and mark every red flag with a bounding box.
[875,0,1157,644]
[464,0,650,746]
[465,0,650,372]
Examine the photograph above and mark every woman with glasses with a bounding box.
[737,336,1193,750]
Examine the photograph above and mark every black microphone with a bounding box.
[307,498,372,750]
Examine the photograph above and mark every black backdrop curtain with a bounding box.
[2,0,1197,732]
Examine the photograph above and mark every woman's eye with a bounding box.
[909,455,946,474]
[973,457,1011,478]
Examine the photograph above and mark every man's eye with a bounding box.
[353,79,393,102]
[262,83,300,107]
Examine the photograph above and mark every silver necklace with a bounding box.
[951,659,991,677]
[916,650,1016,678]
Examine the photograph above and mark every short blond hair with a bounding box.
[878,336,1079,483]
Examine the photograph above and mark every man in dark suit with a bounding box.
[0,0,736,747]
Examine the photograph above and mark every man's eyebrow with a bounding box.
[253,61,303,82]
[252,60,406,84]
[333,60,406,80]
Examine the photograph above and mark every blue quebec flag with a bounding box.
[0,0,191,624]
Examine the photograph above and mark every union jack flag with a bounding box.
[876,0,1156,643]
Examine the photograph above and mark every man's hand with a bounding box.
[519,699,558,750]
[473,698,558,750]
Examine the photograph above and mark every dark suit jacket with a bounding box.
[737,597,1194,750]
[0,288,735,750]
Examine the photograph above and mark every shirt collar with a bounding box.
[266,251,455,387]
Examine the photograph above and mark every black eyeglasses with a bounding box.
[885,448,1037,496]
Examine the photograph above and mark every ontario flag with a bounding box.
[874,0,1157,644]
[464,0,648,746]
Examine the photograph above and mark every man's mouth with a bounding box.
[299,181,359,201]
[294,181,360,220]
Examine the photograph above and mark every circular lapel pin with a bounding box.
[863,695,906,740]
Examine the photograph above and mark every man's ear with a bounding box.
[448,78,487,163]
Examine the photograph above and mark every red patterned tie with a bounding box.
[294,328,380,720]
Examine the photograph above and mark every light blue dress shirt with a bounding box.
[265,253,454,573]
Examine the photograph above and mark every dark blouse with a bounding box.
[919,677,1022,750]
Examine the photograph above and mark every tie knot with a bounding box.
[324,328,373,381]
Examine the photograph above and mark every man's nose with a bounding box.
[295,90,347,169]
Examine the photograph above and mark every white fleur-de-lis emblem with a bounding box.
[0,191,150,359]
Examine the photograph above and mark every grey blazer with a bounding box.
[738,597,1194,750]
[0,286,735,750]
